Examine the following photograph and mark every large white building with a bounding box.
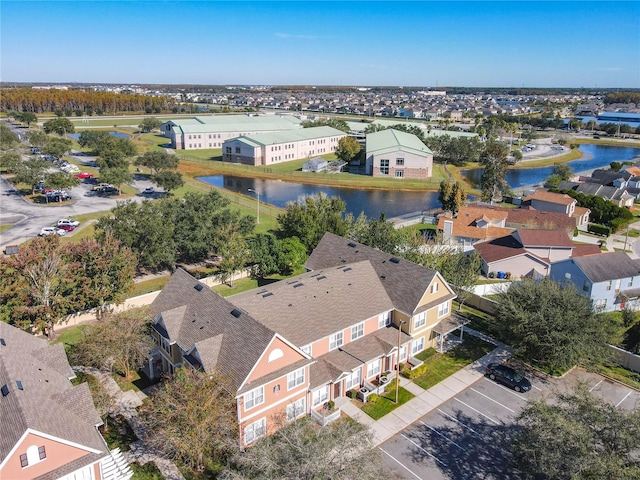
[160,115,302,150]
[365,129,433,179]
[222,126,346,166]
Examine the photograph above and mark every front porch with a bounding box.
[432,314,471,353]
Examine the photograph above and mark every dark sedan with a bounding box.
[486,363,531,392]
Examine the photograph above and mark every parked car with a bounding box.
[39,227,66,237]
[74,172,94,179]
[485,363,531,392]
[57,218,80,228]
[92,183,113,192]
[46,190,71,202]
[57,224,75,232]
[143,186,155,194]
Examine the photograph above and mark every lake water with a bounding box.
[462,144,640,189]
[68,131,130,140]
[197,144,640,219]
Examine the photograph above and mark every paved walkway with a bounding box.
[74,367,185,480]
[339,328,512,447]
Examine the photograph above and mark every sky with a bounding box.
[1,1,639,88]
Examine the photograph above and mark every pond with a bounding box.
[461,144,640,189]
[68,131,130,140]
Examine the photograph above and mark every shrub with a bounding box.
[368,393,379,404]
[326,400,335,410]
[588,223,611,236]
[402,363,428,379]
[346,389,357,399]
[622,308,637,328]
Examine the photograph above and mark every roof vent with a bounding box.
[390,257,400,264]
[16,381,23,391]
[343,267,352,272]
[0,338,5,346]
[316,276,326,281]
[231,309,242,318]
[380,275,386,279]
[348,242,357,248]
[1,385,8,397]
[262,292,273,298]
[293,282,304,288]
[194,284,204,292]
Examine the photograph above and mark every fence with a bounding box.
[608,345,640,374]
[464,293,498,316]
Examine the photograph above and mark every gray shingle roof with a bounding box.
[231,261,394,347]
[573,252,640,283]
[304,232,443,315]
[0,323,107,468]
[149,269,277,391]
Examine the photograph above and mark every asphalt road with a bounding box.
[380,368,640,480]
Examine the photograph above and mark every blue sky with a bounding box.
[2,1,638,87]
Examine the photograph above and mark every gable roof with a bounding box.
[305,232,449,315]
[514,228,574,248]
[169,115,302,134]
[231,261,394,347]
[366,129,432,156]
[504,208,576,230]
[150,269,277,391]
[0,323,106,469]
[525,190,575,206]
[231,126,345,147]
[473,235,530,263]
[572,252,640,283]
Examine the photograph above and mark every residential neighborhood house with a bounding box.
[0,322,132,480]
[549,251,640,312]
[149,233,459,447]
[522,190,591,230]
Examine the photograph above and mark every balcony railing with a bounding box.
[311,407,341,426]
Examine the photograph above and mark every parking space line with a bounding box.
[419,421,466,451]
[589,380,603,392]
[615,391,632,408]
[470,388,516,413]
[484,381,528,400]
[454,398,500,425]
[379,447,423,480]
[437,408,482,437]
[400,433,448,467]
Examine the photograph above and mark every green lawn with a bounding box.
[53,324,87,347]
[360,381,415,420]
[412,335,496,390]
[129,276,171,297]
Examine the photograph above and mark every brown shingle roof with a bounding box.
[231,261,394,346]
[305,233,447,315]
[473,235,530,263]
[150,268,277,391]
[525,190,575,206]
[514,229,574,248]
[0,323,107,468]
[505,208,576,230]
[571,244,602,257]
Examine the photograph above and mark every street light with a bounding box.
[248,188,260,224]
[395,320,407,404]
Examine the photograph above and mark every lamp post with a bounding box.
[247,188,260,224]
[395,320,407,404]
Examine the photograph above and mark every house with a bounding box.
[0,323,132,480]
[523,190,591,230]
[160,115,302,150]
[149,233,458,447]
[549,252,640,312]
[438,206,514,250]
[474,228,590,279]
[365,129,433,178]
[221,126,345,166]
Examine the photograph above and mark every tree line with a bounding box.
[0,87,176,114]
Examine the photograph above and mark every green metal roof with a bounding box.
[170,115,302,134]
[366,129,432,155]
[233,126,346,146]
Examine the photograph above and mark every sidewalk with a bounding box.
[340,329,512,447]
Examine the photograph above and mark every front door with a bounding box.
[333,382,341,399]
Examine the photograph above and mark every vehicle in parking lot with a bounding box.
[46,190,71,202]
[74,172,94,179]
[143,186,155,194]
[486,363,531,392]
[57,224,75,232]
[57,218,80,228]
[39,227,67,236]
[92,183,113,192]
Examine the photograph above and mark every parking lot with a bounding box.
[379,368,640,479]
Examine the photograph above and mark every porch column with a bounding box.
[459,326,464,341]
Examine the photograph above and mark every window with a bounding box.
[244,418,266,444]
[329,332,343,351]
[438,301,449,318]
[235,147,241,154]
[396,158,405,166]
[20,454,28,468]
[225,147,231,154]
[629,277,634,287]
[380,159,389,175]
[244,386,264,410]
[594,299,607,310]
[395,171,404,178]
[378,311,391,328]
[345,368,361,390]
[431,282,439,293]
[399,345,407,361]
[351,322,364,341]
[38,446,46,460]
[414,312,426,330]
[312,385,329,407]
[606,281,612,291]
[160,336,171,353]
[411,337,425,355]
[583,280,590,292]
[287,368,305,390]
[368,358,381,378]
[286,397,305,421]
[300,344,312,356]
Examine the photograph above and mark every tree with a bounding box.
[44,172,80,202]
[248,234,281,278]
[141,368,237,472]
[151,170,184,193]
[437,251,480,309]
[16,112,38,127]
[135,150,178,174]
[277,193,351,252]
[217,230,249,287]
[138,116,162,133]
[68,309,153,379]
[334,136,361,163]
[277,236,307,274]
[511,384,640,479]
[11,156,49,194]
[99,167,133,194]
[496,279,614,373]
[222,417,384,480]
[43,117,75,136]
[300,118,350,133]
[0,152,22,173]
[351,213,402,254]
[42,137,72,159]
[25,130,49,149]
[438,181,466,214]
[480,139,510,202]
[0,124,20,151]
